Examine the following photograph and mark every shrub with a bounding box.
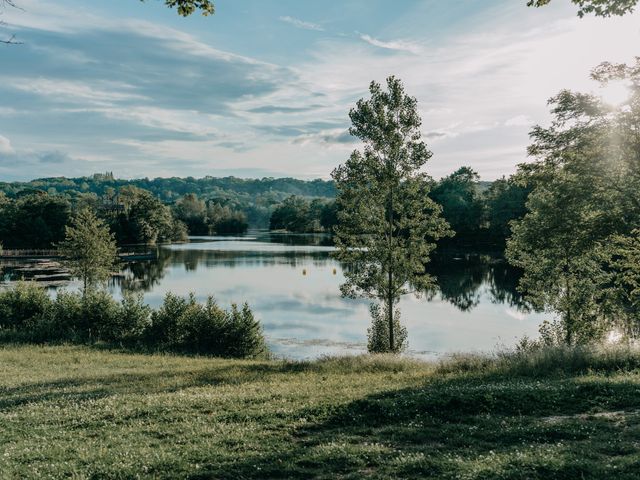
[367,303,407,354]
[39,290,84,342]
[0,285,268,359]
[118,292,151,346]
[145,293,193,349]
[222,303,268,358]
[0,282,52,332]
[176,297,226,354]
[81,289,122,342]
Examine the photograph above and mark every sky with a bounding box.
[0,0,638,182]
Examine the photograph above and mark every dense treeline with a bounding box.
[268,169,528,249]
[173,194,248,235]
[0,175,336,229]
[0,187,187,248]
[0,172,528,248]
[269,196,337,233]
[429,168,530,250]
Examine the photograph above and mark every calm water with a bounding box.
[2,232,549,359]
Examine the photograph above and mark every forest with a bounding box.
[0,169,524,251]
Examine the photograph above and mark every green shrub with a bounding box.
[118,292,151,346]
[0,285,267,359]
[0,282,52,331]
[176,297,226,354]
[222,303,268,358]
[145,292,193,349]
[80,289,121,342]
[37,290,83,342]
[367,303,407,354]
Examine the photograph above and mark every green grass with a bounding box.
[1,345,640,479]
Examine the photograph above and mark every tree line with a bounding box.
[0,175,335,229]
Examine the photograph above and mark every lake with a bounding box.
[1,232,549,359]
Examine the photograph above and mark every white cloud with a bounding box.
[279,16,324,31]
[358,33,422,54]
[505,115,534,127]
[0,135,14,154]
[5,78,147,105]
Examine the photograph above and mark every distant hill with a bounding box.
[0,174,336,228]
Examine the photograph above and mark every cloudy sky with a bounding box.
[0,0,638,181]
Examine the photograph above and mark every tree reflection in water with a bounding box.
[111,238,532,314]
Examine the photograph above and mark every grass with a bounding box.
[1,345,640,479]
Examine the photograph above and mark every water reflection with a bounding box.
[2,232,546,359]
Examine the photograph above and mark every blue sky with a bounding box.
[0,0,638,181]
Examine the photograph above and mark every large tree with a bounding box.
[332,76,451,353]
[507,58,640,343]
[58,208,118,295]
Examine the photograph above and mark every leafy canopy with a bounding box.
[527,0,638,17]
[142,0,215,17]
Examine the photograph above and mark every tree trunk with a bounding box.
[565,275,572,345]
[388,183,394,352]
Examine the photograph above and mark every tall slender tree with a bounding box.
[332,76,451,353]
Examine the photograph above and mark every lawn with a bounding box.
[1,344,640,479]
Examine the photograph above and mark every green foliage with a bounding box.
[114,186,187,244]
[507,58,640,344]
[483,176,531,246]
[333,76,451,352]
[366,303,407,353]
[430,167,484,247]
[604,230,640,336]
[0,193,70,248]
[58,208,118,293]
[207,202,248,235]
[148,294,267,358]
[0,281,51,332]
[173,193,208,234]
[0,175,336,231]
[527,0,638,17]
[269,196,336,233]
[119,291,152,344]
[141,0,215,16]
[0,285,267,358]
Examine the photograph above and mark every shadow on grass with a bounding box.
[3,347,640,479]
[190,376,640,479]
[0,361,320,411]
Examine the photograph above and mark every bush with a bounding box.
[222,303,268,358]
[145,292,193,349]
[0,283,268,359]
[0,282,52,332]
[119,292,151,346]
[39,290,83,342]
[176,297,226,354]
[81,289,122,342]
[367,303,407,354]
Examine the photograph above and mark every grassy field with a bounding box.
[1,345,640,479]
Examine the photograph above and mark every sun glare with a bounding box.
[599,81,630,106]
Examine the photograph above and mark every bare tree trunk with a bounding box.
[388,184,394,352]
